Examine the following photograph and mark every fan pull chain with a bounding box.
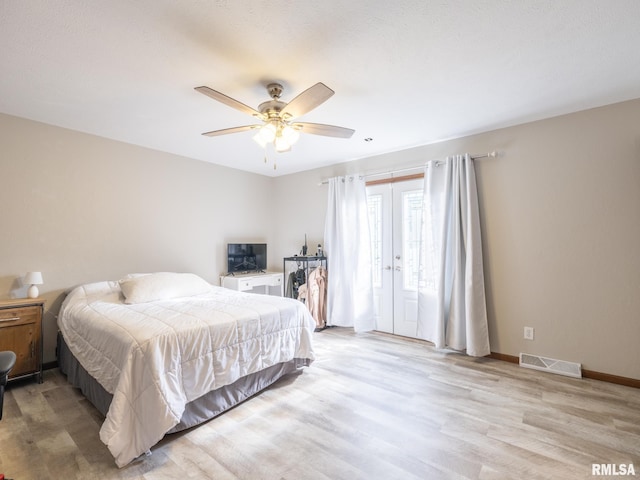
[263,151,276,170]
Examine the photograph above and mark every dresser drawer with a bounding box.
[263,275,282,287]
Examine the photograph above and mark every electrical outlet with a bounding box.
[524,326,534,340]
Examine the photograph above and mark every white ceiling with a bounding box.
[2,1,640,177]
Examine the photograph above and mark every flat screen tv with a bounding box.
[227,243,267,274]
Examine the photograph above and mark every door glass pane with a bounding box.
[402,190,423,290]
[367,193,383,288]
[419,192,440,292]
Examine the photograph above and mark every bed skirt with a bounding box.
[57,332,311,433]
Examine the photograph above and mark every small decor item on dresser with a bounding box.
[316,244,323,257]
[24,271,43,299]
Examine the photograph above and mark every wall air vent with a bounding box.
[519,353,582,379]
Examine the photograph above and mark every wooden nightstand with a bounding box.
[0,298,44,383]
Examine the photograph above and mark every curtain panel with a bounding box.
[417,154,490,357]
[324,175,375,332]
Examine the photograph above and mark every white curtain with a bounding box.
[417,154,490,356]
[324,175,375,332]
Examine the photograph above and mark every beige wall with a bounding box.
[273,99,640,380]
[0,113,275,362]
[2,98,639,381]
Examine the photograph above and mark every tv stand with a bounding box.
[228,269,266,276]
[220,271,283,296]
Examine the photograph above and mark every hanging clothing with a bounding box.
[296,268,306,290]
[298,266,328,328]
[286,271,297,298]
[286,268,307,300]
[416,154,490,357]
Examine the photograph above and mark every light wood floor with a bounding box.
[1,328,639,479]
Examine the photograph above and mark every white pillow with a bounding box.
[119,272,212,304]
[121,273,151,279]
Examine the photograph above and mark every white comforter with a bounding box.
[58,280,315,467]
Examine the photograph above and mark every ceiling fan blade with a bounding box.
[281,83,334,119]
[195,86,264,119]
[202,125,261,137]
[293,122,355,138]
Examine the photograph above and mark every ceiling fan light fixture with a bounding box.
[252,132,268,148]
[281,125,300,145]
[274,135,291,153]
[258,122,277,142]
[196,82,354,161]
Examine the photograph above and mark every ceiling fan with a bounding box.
[194,82,355,154]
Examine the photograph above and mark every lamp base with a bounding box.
[27,285,39,299]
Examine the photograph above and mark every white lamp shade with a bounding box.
[258,123,277,142]
[281,125,300,145]
[252,132,268,148]
[274,136,291,152]
[24,271,43,285]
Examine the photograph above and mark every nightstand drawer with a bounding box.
[0,306,40,326]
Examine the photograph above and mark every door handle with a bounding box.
[395,255,401,260]
[384,266,392,270]
[395,266,402,271]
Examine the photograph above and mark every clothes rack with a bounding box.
[283,255,327,299]
[283,255,328,330]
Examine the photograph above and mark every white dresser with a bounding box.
[220,272,283,296]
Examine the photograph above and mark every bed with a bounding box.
[57,272,316,467]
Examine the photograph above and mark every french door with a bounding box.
[367,179,423,337]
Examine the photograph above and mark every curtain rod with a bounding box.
[318,151,497,185]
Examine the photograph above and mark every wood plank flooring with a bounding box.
[1,327,638,479]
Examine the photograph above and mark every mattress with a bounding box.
[57,277,315,467]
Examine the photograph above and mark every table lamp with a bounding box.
[24,271,43,299]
